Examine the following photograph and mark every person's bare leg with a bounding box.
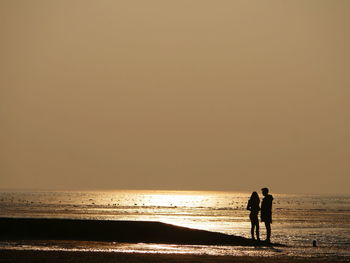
[256,222,260,241]
[251,222,255,239]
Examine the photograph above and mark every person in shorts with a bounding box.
[247,191,260,240]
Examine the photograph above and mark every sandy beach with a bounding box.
[0,249,342,263]
[0,217,279,246]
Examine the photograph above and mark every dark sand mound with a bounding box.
[0,217,283,246]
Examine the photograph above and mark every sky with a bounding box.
[1,0,350,194]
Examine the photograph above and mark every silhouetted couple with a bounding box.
[246,188,273,242]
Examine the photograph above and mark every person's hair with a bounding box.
[250,191,260,203]
[261,187,269,194]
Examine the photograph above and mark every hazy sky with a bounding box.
[1,1,349,194]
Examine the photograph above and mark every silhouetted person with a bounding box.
[261,187,273,242]
[247,191,260,241]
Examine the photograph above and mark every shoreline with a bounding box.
[0,217,283,247]
[0,249,340,263]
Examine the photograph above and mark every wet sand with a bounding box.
[3,218,343,262]
[0,217,281,246]
[0,249,338,263]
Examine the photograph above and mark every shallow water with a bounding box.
[0,190,349,260]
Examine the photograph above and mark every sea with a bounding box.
[0,190,349,261]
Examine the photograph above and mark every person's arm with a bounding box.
[268,195,273,210]
[247,200,251,211]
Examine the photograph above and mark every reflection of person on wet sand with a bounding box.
[261,187,273,243]
[246,191,260,241]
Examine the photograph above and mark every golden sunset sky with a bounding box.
[1,1,349,193]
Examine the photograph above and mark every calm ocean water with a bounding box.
[0,190,349,260]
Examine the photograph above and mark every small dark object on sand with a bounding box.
[313,240,317,247]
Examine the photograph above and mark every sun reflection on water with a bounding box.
[124,190,248,232]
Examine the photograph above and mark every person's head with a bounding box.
[261,187,269,196]
[250,191,259,202]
